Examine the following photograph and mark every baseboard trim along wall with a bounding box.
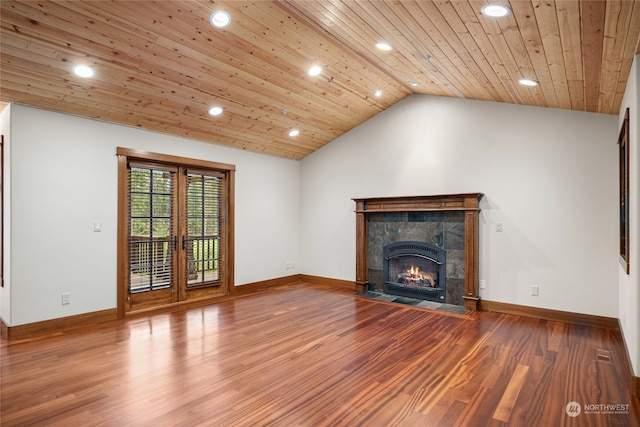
[299,274,363,291]
[231,274,303,295]
[632,376,640,398]
[3,278,634,397]
[1,309,118,341]
[0,278,620,337]
[479,299,619,330]
[0,275,306,341]
[0,318,8,340]
[618,319,640,398]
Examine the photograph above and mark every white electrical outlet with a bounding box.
[531,285,539,296]
[479,280,486,289]
[62,293,71,305]
[496,223,503,232]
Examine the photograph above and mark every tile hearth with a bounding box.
[356,291,468,314]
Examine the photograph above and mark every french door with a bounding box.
[117,148,235,315]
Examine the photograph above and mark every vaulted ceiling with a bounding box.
[2,1,639,160]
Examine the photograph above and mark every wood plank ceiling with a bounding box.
[2,1,640,160]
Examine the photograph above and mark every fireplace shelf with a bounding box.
[353,193,484,311]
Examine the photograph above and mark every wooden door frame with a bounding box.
[116,147,235,318]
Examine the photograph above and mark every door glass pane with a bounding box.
[152,194,171,217]
[186,173,221,286]
[129,167,174,293]
[153,219,171,238]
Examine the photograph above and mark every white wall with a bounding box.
[0,93,626,329]
[0,104,11,326]
[619,54,640,376]
[2,104,301,326]
[301,94,619,318]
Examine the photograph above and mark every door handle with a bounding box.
[182,235,186,250]
[173,235,177,251]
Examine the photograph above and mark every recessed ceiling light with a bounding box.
[210,11,231,28]
[72,65,94,78]
[375,42,392,51]
[308,65,323,76]
[518,78,539,87]
[288,129,300,137]
[410,81,419,87]
[208,106,223,116]
[480,4,511,17]
[373,89,383,97]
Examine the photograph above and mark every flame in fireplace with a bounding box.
[399,265,436,287]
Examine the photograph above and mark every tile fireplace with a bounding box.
[353,193,483,311]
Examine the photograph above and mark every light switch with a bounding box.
[94,221,102,232]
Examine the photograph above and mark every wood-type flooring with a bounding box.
[1,283,638,426]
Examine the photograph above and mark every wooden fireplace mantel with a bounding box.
[353,193,484,311]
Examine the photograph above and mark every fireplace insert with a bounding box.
[383,241,446,302]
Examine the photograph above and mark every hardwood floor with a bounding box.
[1,283,638,426]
